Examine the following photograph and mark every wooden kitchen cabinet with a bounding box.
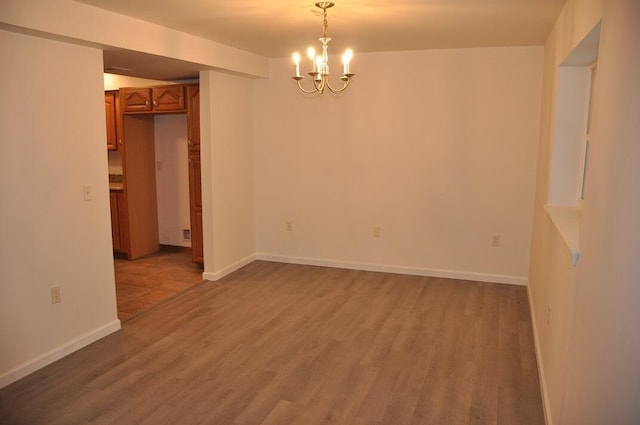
[186,84,203,264]
[120,114,159,259]
[153,86,186,112]
[109,190,129,254]
[186,84,200,149]
[109,191,121,250]
[188,150,203,264]
[105,91,118,150]
[121,85,186,113]
[120,88,150,113]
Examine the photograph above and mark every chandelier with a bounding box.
[292,2,355,94]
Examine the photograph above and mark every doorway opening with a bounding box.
[105,77,204,320]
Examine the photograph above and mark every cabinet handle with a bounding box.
[145,100,149,106]
[153,100,157,107]
[188,139,192,146]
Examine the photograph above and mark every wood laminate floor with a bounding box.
[0,261,544,425]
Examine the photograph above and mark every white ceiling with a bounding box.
[76,0,568,80]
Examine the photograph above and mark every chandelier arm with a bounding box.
[325,77,352,94]
[295,79,320,94]
[313,77,326,94]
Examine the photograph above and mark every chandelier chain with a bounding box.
[323,7,328,38]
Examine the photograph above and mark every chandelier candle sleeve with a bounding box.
[342,49,353,75]
[291,2,355,95]
[292,52,301,77]
[315,56,324,80]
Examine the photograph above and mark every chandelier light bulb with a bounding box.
[292,52,301,77]
[307,47,316,72]
[342,49,353,75]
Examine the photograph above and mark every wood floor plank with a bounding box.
[0,261,544,425]
[257,399,296,425]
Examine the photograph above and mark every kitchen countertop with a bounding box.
[108,174,124,191]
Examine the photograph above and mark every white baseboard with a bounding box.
[202,254,256,281]
[527,284,553,425]
[0,319,121,389]
[255,253,528,286]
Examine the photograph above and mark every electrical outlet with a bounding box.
[491,234,501,247]
[286,221,293,232]
[183,229,191,240]
[373,227,381,238]
[51,286,62,304]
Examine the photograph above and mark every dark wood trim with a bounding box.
[159,244,192,253]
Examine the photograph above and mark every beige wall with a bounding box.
[0,30,120,386]
[103,74,169,91]
[529,0,640,423]
[0,0,267,79]
[154,114,191,247]
[560,0,640,423]
[200,71,256,280]
[527,1,601,422]
[254,47,543,284]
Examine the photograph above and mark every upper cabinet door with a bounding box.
[153,85,185,112]
[121,86,186,113]
[105,91,118,150]
[121,88,152,112]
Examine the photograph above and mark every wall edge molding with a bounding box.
[255,253,528,286]
[0,319,121,389]
[203,254,256,281]
[527,284,554,425]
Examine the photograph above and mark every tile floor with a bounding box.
[114,249,204,321]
